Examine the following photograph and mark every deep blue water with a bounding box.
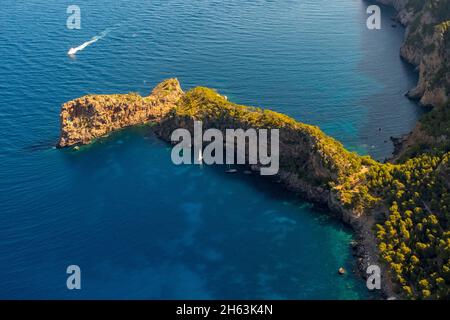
[0,0,421,299]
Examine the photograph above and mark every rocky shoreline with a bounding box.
[377,0,450,160]
[56,2,450,300]
[376,0,449,108]
[58,80,398,298]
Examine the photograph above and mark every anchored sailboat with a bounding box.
[225,164,237,174]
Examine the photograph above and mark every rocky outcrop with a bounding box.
[56,79,399,297]
[55,3,450,297]
[390,121,448,161]
[57,78,184,147]
[402,13,449,108]
[57,79,367,226]
[153,86,397,296]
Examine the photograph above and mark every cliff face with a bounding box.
[378,0,450,108]
[53,3,450,302]
[57,78,183,147]
[376,0,450,160]
[155,87,364,206]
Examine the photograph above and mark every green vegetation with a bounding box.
[167,0,450,299]
[335,152,450,299]
[406,0,426,12]
[366,154,450,299]
[404,0,450,93]
[174,87,363,184]
[421,104,450,142]
[144,1,450,299]
[342,0,450,298]
[393,103,450,161]
[406,0,450,21]
[171,86,450,299]
[59,0,450,300]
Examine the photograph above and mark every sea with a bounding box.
[0,0,422,299]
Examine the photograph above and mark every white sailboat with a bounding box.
[225,164,237,174]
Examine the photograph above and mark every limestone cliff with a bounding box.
[375,0,450,160]
[57,78,183,147]
[377,0,450,108]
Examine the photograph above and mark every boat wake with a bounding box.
[67,30,108,56]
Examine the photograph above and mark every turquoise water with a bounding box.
[0,0,420,299]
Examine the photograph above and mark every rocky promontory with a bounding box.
[56,80,399,297]
[56,3,450,300]
[58,78,449,299]
[57,78,183,147]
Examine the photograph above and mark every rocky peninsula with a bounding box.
[58,79,183,147]
[58,78,450,299]
[57,1,450,300]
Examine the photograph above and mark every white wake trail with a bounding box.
[67,30,109,56]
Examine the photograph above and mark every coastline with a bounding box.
[375,0,449,109]
[57,82,398,299]
[376,0,450,161]
[55,2,449,300]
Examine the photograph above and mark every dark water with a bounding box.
[0,0,420,299]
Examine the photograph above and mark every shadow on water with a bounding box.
[22,138,59,153]
[63,126,354,241]
[56,126,381,299]
[57,124,355,233]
